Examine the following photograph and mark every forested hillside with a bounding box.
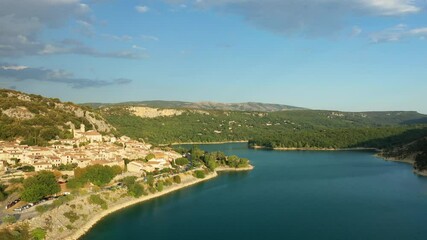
[0,89,114,145]
[102,106,427,148]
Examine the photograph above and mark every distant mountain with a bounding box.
[83,100,305,112]
[0,89,114,145]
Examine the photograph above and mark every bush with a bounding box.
[63,211,80,223]
[128,183,144,198]
[8,177,24,184]
[145,153,155,161]
[35,204,52,214]
[173,175,181,184]
[0,184,8,201]
[88,194,108,210]
[2,215,17,225]
[31,228,46,240]
[175,157,189,166]
[21,165,35,172]
[52,195,73,208]
[0,224,30,239]
[194,170,205,179]
[156,181,164,192]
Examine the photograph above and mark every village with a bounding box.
[0,124,182,177]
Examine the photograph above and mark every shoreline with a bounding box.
[375,154,427,177]
[250,145,380,152]
[216,165,254,172]
[67,165,254,240]
[169,140,248,146]
[66,172,218,240]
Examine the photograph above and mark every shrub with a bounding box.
[194,170,205,179]
[2,215,17,225]
[63,211,80,223]
[88,194,108,210]
[173,175,181,184]
[0,224,30,239]
[35,204,51,214]
[175,157,189,166]
[31,228,46,240]
[156,181,164,192]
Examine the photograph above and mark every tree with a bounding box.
[145,153,155,161]
[175,157,189,166]
[31,228,47,240]
[194,170,205,179]
[21,165,35,172]
[68,165,122,188]
[2,215,16,225]
[156,181,164,192]
[226,155,240,168]
[21,171,60,202]
[173,175,181,184]
[0,183,8,201]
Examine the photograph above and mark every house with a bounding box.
[127,161,145,173]
[84,130,103,143]
[34,162,53,172]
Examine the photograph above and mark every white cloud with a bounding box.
[132,45,146,50]
[0,63,133,89]
[166,0,423,37]
[370,24,427,43]
[140,35,159,41]
[361,0,420,15]
[0,0,90,56]
[135,5,150,13]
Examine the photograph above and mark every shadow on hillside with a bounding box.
[352,127,427,149]
[401,117,427,125]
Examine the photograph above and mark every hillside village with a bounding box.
[0,124,181,175]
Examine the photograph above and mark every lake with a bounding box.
[81,143,427,240]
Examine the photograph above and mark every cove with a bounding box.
[81,143,427,240]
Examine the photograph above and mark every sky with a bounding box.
[0,0,426,113]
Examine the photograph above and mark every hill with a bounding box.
[0,89,114,145]
[84,100,305,112]
[101,105,427,146]
[378,130,427,173]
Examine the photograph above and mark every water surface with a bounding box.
[82,143,427,240]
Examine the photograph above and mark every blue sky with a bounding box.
[0,0,426,113]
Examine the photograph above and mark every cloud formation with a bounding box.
[0,63,132,89]
[0,0,143,59]
[370,24,427,42]
[135,5,150,13]
[0,0,89,57]
[167,0,423,36]
[39,39,147,59]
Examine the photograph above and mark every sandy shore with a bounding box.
[65,172,218,240]
[251,145,380,151]
[170,140,248,146]
[216,165,254,172]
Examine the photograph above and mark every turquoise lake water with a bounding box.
[81,143,427,240]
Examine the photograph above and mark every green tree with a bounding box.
[173,175,181,184]
[156,181,164,192]
[145,153,155,161]
[194,170,205,179]
[21,171,60,202]
[31,228,46,240]
[175,157,189,166]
